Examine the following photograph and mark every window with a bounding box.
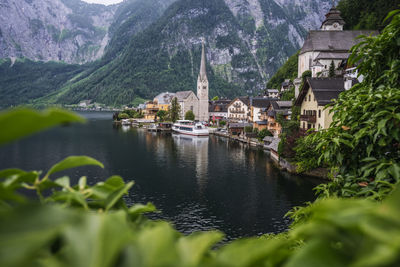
[303,110,306,115]
[303,122,305,129]
[318,110,321,118]
[309,95,311,101]
[203,86,206,89]
[190,106,193,111]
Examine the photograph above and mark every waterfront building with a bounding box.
[143,92,176,121]
[227,97,250,122]
[265,101,292,137]
[295,77,345,131]
[209,99,231,122]
[249,97,274,126]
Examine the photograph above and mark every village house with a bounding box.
[209,99,231,122]
[280,79,293,92]
[143,92,176,121]
[249,97,274,129]
[227,97,250,122]
[265,101,292,137]
[266,89,280,99]
[295,77,345,131]
[228,122,253,136]
[294,5,378,97]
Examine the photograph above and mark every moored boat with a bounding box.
[172,120,209,136]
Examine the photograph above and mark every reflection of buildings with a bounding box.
[172,134,209,191]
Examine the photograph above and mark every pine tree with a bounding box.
[328,60,335,77]
[169,97,181,122]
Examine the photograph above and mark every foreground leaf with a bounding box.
[0,108,85,146]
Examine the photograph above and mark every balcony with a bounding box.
[300,114,316,123]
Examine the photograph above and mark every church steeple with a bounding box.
[198,39,208,82]
[197,39,209,122]
[321,3,345,31]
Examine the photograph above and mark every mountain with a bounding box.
[0,0,116,63]
[46,0,331,106]
[0,0,176,64]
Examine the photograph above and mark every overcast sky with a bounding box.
[81,0,124,5]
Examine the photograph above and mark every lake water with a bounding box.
[0,111,319,240]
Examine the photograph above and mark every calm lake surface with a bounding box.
[0,111,319,240]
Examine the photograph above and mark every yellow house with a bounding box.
[295,78,345,131]
[144,92,176,121]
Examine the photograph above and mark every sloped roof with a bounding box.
[251,98,273,108]
[175,91,196,101]
[300,30,378,54]
[229,96,250,107]
[321,6,345,27]
[276,101,292,108]
[295,78,345,106]
[154,92,176,105]
[209,100,231,113]
[315,52,350,60]
[267,89,279,93]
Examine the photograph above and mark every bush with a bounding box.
[258,128,272,140]
[184,110,195,121]
[219,120,226,126]
[118,113,129,120]
[244,125,253,133]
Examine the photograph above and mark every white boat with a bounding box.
[172,120,209,136]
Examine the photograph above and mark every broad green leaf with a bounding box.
[0,205,76,267]
[128,202,157,218]
[49,191,88,209]
[54,176,71,189]
[45,156,104,178]
[105,182,134,211]
[177,231,223,267]
[0,108,85,146]
[0,169,26,179]
[59,211,132,267]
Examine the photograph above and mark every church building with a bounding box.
[196,40,209,122]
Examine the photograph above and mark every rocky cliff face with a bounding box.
[0,0,332,106]
[0,0,117,63]
[50,0,331,105]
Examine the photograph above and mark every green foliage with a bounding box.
[157,110,168,122]
[184,110,195,121]
[0,59,86,108]
[337,0,400,30]
[267,51,299,89]
[219,120,226,126]
[169,97,181,122]
[328,60,335,77]
[244,126,253,133]
[296,10,400,199]
[211,96,219,101]
[258,129,273,140]
[280,86,295,101]
[294,135,321,173]
[118,113,129,120]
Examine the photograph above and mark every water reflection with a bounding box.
[172,134,209,192]
[0,113,320,240]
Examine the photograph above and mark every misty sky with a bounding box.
[81,0,123,5]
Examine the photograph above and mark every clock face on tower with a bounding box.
[333,22,338,28]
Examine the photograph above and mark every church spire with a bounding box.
[199,39,207,81]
